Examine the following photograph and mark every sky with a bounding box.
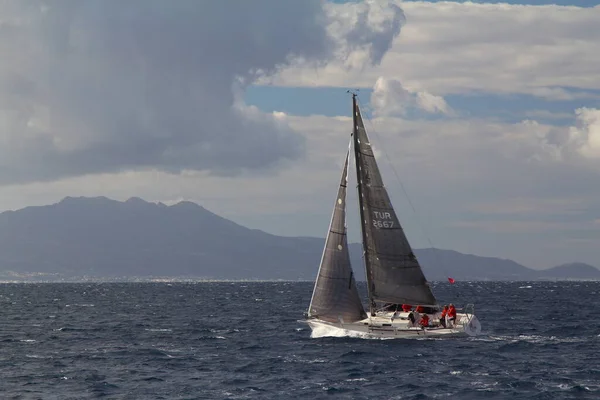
[0,0,599,269]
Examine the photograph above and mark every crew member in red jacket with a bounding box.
[440,305,448,328]
[447,304,457,327]
[419,313,429,328]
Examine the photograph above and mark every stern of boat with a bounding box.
[459,303,482,336]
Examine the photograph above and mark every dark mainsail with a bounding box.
[308,145,367,323]
[352,95,437,310]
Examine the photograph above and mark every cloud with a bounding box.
[258,0,406,86]
[568,108,600,159]
[508,108,600,162]
[0,0,403,185]
[523,110,574,121]
[370,77,452,116]
[266,2,600,98]
[325,0,405,69]
[450,220,594,235]
[469,197,589,217]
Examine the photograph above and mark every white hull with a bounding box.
[305,311,481,339]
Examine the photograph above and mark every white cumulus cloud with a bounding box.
[370,77,451,116]
[569,108,600,159]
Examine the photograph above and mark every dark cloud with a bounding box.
[0,0,400,184]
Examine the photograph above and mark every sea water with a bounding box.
[0,281,598,399]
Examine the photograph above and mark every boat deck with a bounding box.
[306,311,477,338]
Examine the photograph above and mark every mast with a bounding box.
[351,93,376,316]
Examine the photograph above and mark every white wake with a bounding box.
[310,324,386,340]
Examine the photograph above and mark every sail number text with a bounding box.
[372,211,394,229]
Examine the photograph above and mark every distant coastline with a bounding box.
[0,196,598,282]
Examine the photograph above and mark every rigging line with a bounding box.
[355,97,459,301]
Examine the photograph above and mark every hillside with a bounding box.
[0,197,597,281]
[534,262,600,280]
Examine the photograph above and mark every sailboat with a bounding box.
[305,93,481,338]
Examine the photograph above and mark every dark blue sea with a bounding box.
[1,281,598,399]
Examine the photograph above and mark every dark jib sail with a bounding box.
[308,145,367,323]
[352,96,437,308]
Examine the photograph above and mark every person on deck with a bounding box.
[401,304,412,312]
[415,305,424,313]
[419,313,429,328]
[440,305,448,328]
[407,311,416,326]
[447,304,457,327]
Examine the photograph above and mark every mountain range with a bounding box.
[0,196,598,282]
